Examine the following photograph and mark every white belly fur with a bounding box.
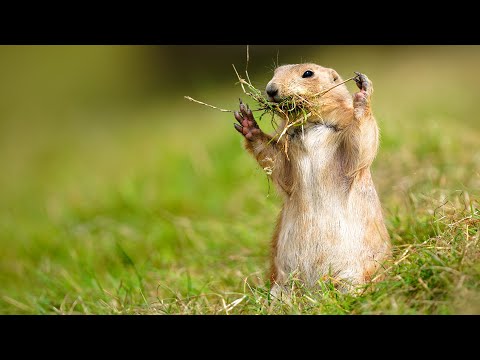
[275,125,371,286]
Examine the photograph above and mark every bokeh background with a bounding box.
[0,45,479,314]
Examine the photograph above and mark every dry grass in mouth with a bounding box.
[185,48,357,156]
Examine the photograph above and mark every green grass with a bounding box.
[0,46,479,314]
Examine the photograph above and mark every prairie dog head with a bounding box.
[265,63,351,107]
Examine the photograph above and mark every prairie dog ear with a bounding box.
[329,69,340,82]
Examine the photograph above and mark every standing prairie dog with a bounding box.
[233,63,391,293]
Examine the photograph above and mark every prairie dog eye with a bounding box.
[333,75,338,81]
[302,70,314,78]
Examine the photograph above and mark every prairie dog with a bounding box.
[233,63,391,293]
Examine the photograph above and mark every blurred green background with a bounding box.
[0,46,479,314]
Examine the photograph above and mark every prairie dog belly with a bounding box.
[276,197,367,287]
[274,126,369,287]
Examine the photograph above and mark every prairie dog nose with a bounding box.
[266,83,279,98]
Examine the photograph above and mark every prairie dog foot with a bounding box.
[233,99,262,141]
[269,284,291,302]
[353,72,373,119]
